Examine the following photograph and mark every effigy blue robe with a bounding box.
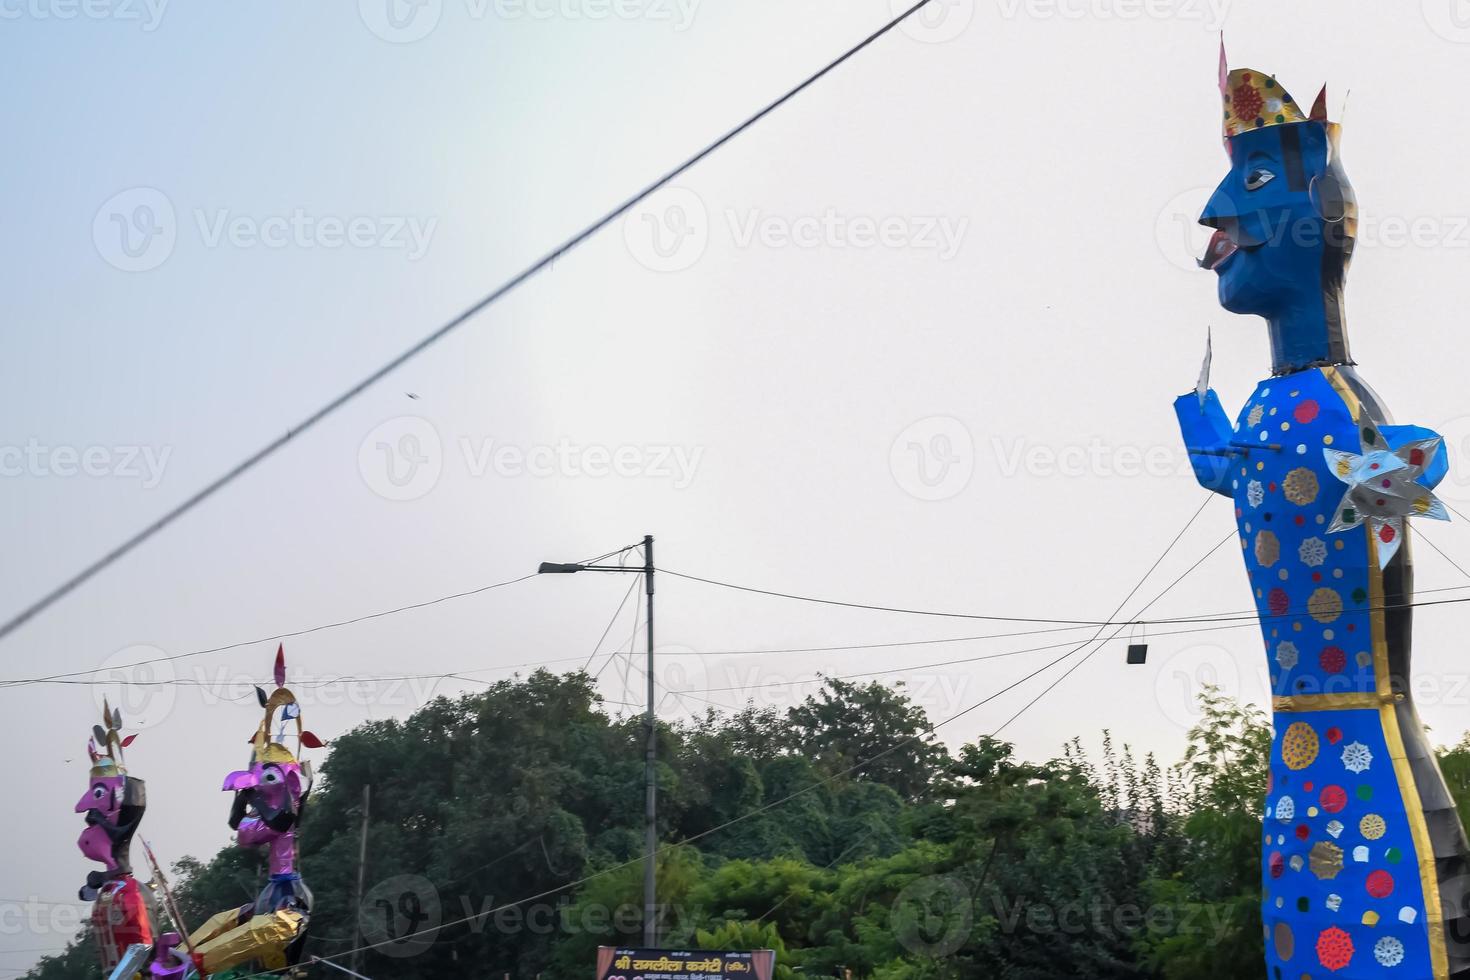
[1179,365,1470,978]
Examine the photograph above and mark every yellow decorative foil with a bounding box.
[189,908,303,975]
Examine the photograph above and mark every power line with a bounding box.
[0,0,942,647]
[1418,525,1470,582]
[14,575,1470,693]
[585,574,642,671]
[0,544,639,690]
[663,568,1470,630]
[0,572,540,689]
[990,523,1234,737]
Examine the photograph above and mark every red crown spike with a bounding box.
[1310,84,1328,121]
[274,644,286,688]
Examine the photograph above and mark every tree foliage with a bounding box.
[24,678,1412,980]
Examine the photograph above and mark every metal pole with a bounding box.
[642,533,657,947]
[352,785,371,974]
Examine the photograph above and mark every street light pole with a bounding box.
[538,535,659,946]
[641,534,657,947]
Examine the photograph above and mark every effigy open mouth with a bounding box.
[1199,228,1239,271]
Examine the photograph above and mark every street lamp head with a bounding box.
[537,562,586,574]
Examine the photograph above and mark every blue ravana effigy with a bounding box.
[1174,44,1470,979]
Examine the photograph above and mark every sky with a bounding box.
[8,0,1470,973]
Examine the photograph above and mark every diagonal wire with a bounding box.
[0,0,940,647]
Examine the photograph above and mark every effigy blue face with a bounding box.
[1199,121,1334,316]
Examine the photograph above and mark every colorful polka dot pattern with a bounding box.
[1232,371,1432,976]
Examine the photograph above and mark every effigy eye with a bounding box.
[1245,168,1276,191]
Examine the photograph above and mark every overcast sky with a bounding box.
[8,0,1470,973]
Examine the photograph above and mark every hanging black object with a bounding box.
[1125,621,1148,664]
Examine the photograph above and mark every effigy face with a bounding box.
[223,759,303,827]
[1201,121,1335,316]
[75,773,130,868]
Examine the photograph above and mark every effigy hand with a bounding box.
[1173,388,1234,495]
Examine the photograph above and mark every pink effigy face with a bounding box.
[76,774,127,868]
[222,761,302,817]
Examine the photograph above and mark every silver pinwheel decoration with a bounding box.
[1324,421,1448,567]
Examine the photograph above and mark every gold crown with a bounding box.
[1219,41,1327,139]
[88,699,131,778]
[248,645,323,764]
